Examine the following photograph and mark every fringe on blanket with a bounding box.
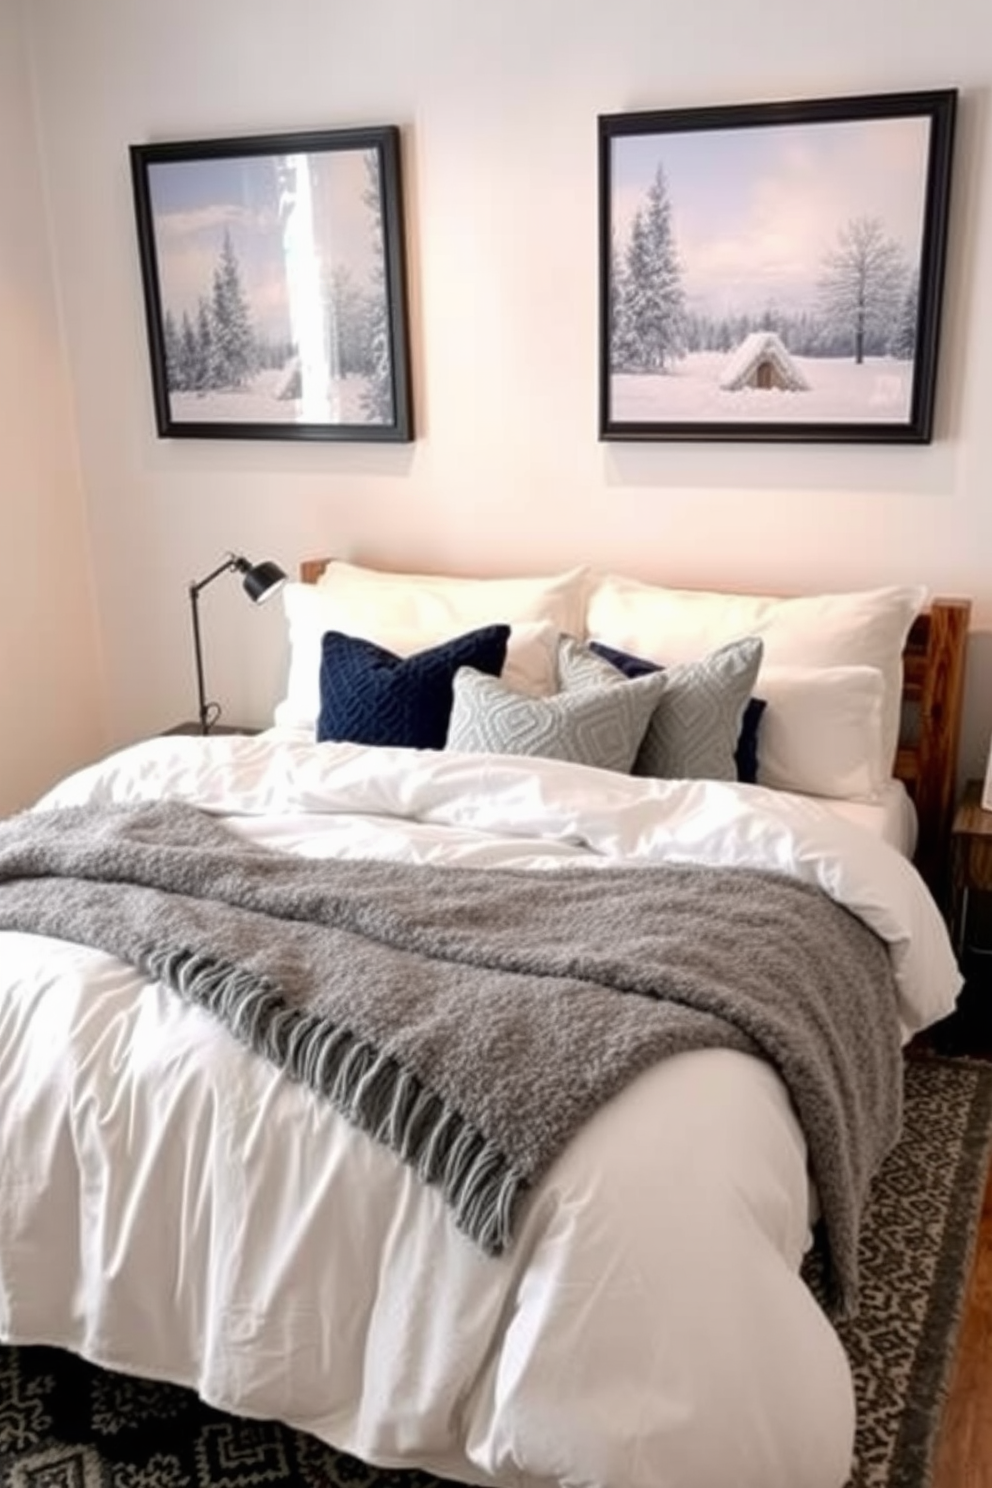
[141,944,524,1257]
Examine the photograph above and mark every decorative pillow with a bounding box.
[317,625,509,749]
[274,582,564,731]
[755,665,888,801]
[732,697,767,786]
[560,635,763,783]
[445,662,668,773]
[585,575,926,770]
[589,640,766,784]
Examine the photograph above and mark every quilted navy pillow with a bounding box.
[318,625,510,749]
[589,640,767,784]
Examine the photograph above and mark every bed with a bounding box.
[0,561,971,1488]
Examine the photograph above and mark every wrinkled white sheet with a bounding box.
[0,736,963,1488]
[819,777,917,857]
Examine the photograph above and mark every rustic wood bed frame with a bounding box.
[895,598,970,895]
[300,560,970,898]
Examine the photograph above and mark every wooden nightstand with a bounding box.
[949,779,992,959]
[160,722,261,737]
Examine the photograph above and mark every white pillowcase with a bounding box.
[755,665,888,801]
[585,575,926,771]
[273,567,582,730]
[315,559,589,635]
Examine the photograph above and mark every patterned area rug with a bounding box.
[829,1054,992,1488]
[1,1055,989,1488]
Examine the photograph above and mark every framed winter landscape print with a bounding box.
[598,89,956,443]
[130,126,413,442]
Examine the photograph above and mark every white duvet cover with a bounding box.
[0,735,962,1488]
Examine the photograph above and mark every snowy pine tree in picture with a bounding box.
[358,151,395,427]
[209,231,256,390]
[130,126,412,442]
[891,273,921,360]
[611,165,687,375]
[598,89,955,443]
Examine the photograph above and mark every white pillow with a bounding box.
[585,575,926,770]
[755,665,888,801]
[273,576,573,730]
[315,559,588,635]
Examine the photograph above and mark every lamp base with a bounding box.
[159,722,261,737]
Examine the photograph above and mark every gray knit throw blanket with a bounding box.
[0,800,904,1317]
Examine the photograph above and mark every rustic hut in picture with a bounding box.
[718,332,809,393]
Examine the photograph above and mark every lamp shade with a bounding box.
[239,559,287,604]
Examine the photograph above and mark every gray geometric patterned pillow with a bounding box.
[558,634,764,782]
[446,660,669,773]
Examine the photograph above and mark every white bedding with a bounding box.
[0,735,961,1488]
[818,776,917,856]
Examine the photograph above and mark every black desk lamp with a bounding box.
[189,553,287,734]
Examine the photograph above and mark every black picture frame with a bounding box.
[130,125,413,442]
[598,89,957,444]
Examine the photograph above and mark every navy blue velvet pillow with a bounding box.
[318,625,510,749]
[589,640,767,784]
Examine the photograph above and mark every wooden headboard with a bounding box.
[301,560,970,897]
[894,598,970,896]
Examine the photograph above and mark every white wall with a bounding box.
[18,0,992,783]
[0,0,105,813]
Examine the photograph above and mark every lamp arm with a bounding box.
[189,554,241,599]
[185,553,280,734]
[188,584,212,735]
[187,555,244,734]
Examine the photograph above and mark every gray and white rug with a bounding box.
[0,1055,989,1488]
[831,1054,992,1487]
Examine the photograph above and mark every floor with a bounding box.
[913,975,992,1488]
[931,1147,992,1487]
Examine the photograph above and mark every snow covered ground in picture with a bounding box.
[168,368,373,426]
[613,346,912,424]
[144,144,396,427]
[605,106,936,427]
